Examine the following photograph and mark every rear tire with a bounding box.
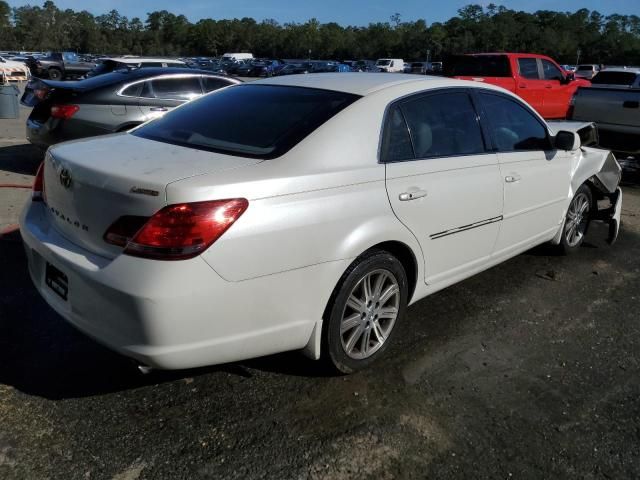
[323,250,408,374]
[48,68,63,80]
[558,184,593,254]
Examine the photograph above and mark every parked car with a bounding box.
[221,59,252,75]
[409,62,428,74]
[445,53,591,119]
[20,74,622,374]
[561,64,577,72]
[273,63,309,76]
[247,59,283,77]
[25,51,96,80]
[21,68,240,148]
[221,53,254,62]
[353,60,378,72]
[570,68,640,154]
[85,57,187,78]
[375,58,404,73]
[0,55,30,81]
[575,64,601,80]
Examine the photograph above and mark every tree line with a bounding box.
[1,1,639,64]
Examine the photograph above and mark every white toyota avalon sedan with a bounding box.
[20,73,622,373]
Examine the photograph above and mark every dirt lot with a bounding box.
[1,100,640,479]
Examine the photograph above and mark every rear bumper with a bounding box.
[26,118,111,149]
[19,200,339,369]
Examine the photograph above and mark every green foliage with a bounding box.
[1,0,639,63]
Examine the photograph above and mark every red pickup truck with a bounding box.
[445,53,590,119]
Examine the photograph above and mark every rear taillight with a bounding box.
[103,216,150,247]
[104,199,249,260]
[34,87,50,100]
[50,104,79,120]
[32,162,45,202]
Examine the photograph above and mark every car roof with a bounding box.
[599,67,640,74]
[105,57,186,64]
[252,72,477,96]
[42,68,229,90]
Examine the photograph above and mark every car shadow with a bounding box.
[0,232,338,400]
[1,207,632,400]
[0,143,44,176]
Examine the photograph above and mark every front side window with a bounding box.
[479,93,551,152]
[518,58,540,79]
[133,85,360,159]
[63,52,78,62]
[399,92,486,159]
[541,60,563,81]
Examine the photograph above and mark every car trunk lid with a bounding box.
[43,134,263,258]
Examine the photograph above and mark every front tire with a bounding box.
[559,184,593,254]
[323,250,408,374]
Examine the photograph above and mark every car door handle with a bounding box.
[399,189,428,201]
[545,84,553,89]
[150,107,168,112]
[505,174,522,183]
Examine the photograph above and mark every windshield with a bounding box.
[376,60,391,66]
[133,84,360,159]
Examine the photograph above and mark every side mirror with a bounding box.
[563,72,575,84]
[555,130,581,151]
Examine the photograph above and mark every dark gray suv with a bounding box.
[22,68,241,148]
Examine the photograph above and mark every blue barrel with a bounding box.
[0,84,20,119]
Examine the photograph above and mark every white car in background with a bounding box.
[0,55,30,81]
[20,74,622,373]
[375,58,404,73]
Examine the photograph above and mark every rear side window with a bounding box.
[380,107,414,162]
[518,58,540,79]
[133,85,360,159]
[445,55,511,77]
[121,83,142,97]
[398,92,486,159]
[479,93,551,151]
[149,77,202,100]
[592,71,638,86]
[202,77,232,92]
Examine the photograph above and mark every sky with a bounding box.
[6,0,640,25]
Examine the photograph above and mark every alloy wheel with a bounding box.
[565,192,591,247]
[340,269,400,360]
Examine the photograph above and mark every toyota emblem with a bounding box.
[59,168,72,189]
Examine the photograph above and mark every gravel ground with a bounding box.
[1,98,640,479]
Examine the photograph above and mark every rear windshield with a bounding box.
[445,55,511,77]
[133,84,360,159]
[591,71,638,86]
[577,65,594,71]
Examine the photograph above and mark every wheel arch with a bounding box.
[302,238,421,361]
